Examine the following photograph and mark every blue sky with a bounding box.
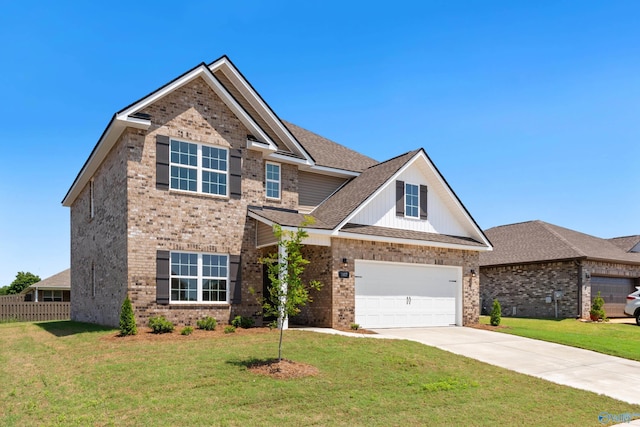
[1,1,639,286]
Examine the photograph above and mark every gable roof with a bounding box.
[249,148,492,251]
[480,221,640,266]
[63,56,368,207]
[313,150,420,228]
[608,235,640,253]
[22,269,71,293]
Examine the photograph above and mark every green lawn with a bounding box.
[1,321,638,426]
[479,316,640,361]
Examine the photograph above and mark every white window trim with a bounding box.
[405,182,420,219]
[169,138,229,198]
[170,251,229,304]
[265,161,281,200]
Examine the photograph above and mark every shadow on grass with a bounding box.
[226,356,279,369]
[35,320,115,337]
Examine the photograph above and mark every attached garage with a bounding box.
[354,260,462,328]
[591,276,637,317]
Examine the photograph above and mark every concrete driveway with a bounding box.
[371,326,640,407]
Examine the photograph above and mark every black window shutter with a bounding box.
[229,255,242,304]
[396,180,405,217]
[419,185,428,220]
[156,135,170,190]
[229,148,242,199]
[156,250,170,305]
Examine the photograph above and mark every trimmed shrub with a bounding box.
[196,316,217,331]
[119,296,137,336]
[231,315,255,329]
[224,325,236,334]
[350,323,360,331]
[148,316,174,334]
[590,291,607,321]
[490,299,501,326]
[181,326,194,336]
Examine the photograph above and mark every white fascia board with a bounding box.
[334,230,492,252]
[305,164,360,178]
[247,138,276,153]
[266,152,312,166]
[62,118,128,206]
[117,64,278,150]
[209,59,314,164]
[416,151,492,248]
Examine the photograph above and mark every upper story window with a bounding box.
[265,162,281,199]
[405,183,419,218]
[170,252,228,303]
[170,139,228,196]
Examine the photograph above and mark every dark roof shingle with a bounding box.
[283,121,378,172]
[480,221,640,266]
[341,223,485,247]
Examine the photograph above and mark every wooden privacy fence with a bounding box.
[0,295,70,322]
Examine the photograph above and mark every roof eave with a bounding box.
[334,230,491,251]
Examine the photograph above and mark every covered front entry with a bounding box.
[354,260,462,328]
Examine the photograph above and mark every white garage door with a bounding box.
[355,260,462,328]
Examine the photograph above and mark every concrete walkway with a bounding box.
[369,327,640,407]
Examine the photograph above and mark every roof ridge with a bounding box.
[362,148,421,171]
[538,221,588,257]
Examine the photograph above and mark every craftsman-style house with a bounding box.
[63,56,491,329]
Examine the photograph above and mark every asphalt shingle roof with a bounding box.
[25,269,70,291]
[608,235,640,253]
[283,121,378,172]
[480,221,640,266]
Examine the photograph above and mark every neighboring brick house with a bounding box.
[480,221,640,318]
[62,55,492,329]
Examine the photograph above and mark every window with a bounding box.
[170,139,228,196]
[405,183,419,218]
[43,290,63,302]
[170,252,228,303]
[265,162,281,199]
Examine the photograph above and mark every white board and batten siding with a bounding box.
[349,162,469,237]
[355,260,463,328]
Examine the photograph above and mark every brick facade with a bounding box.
[70,75,484,329]
[480,260,640,319]
[480,261,580,318]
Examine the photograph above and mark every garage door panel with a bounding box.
[592,276,637,317]
[355,260,461,328]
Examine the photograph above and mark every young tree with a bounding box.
[490,299,502,326]
[6,272,41,294]
[119,296,137,336]
[259,218,321,361]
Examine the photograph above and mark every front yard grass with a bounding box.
[1,321,639,426]
[479,316,640,362]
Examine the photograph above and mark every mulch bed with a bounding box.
[247,358,319,379]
